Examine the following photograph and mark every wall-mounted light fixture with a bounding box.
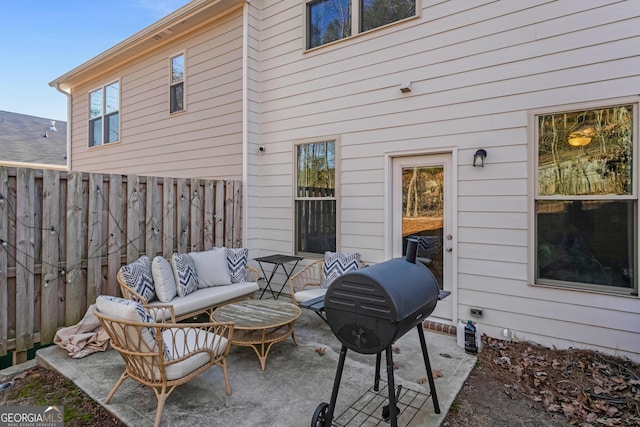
[473,148,487,167]
[399,82,412,93]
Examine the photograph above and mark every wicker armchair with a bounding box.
[289,257,366,304]
[93,296,234,427]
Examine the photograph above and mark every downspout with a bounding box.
[241,0,250,248]
[53,83,72,171]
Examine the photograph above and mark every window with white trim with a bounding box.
[535,103,637,294]
[295,141,337,255]
[170,53,185,114]
[89,81,119,147]
[306,0,416,49]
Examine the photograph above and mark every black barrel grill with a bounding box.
[313,238,443,427]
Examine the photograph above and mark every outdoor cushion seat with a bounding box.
[148,282,259,321]
[93,295,234,427]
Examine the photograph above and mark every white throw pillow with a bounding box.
[189,247,232,287]
[152,256,177,302]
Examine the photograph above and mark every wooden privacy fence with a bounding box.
[0,166,242,364]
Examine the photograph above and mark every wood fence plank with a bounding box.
[108,174,124,296]
[162,177,175,258]
[127,175,142,263]
[40,169,60,344]
[0,167,9,356]
[146,176,160,259]
[226,180,241,248]
[177,179,189,253]
[65,171,84,325]
[232,181,242,247]
[215,181,225,248]
[190,179,202,252]
[204,180,215,250]
[15,168,35,362]
[87,174,104,303]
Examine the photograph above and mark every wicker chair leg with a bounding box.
[105,371,129,404]
[221,360,232,396]
[154,391,169,427]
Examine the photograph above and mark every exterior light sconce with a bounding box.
[473,148,487,167]
[399,82,412,93]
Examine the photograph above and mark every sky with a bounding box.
[0,1,192,122]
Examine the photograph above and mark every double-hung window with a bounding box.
[170,53,185,113]
[295,141,337,255]
[307,0,416,49]
[89,81,119,147]
[535,103,637,294]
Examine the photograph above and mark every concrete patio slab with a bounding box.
[35,309,475,426]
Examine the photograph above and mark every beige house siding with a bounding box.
[253,0,640,360]
[50,0,640,361]
[68,8,245,180]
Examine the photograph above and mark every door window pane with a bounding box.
[402,166,444,288]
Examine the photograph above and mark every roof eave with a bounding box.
[49,0,242,90]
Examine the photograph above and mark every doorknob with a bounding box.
[446,247,452,252]
[446,234,453,240]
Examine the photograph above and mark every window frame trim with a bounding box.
[292,136,341,258]
[527,96,640,296]
[303,0,421,51]
[169,51,187,115]
[87,79,121,148]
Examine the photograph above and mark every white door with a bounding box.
[392,154,453,321]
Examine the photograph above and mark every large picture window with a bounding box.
[89,81,120,147]
[307,0,416,49]
[295,141,337,255]
[535,104,636,293]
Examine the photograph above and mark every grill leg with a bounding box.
[385,346,399,427]
[374,352,382,391]
[324,344,349,426]
[416,324,441,414]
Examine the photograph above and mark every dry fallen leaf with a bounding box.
[392,346,400,354]
[416,377,427,384]
[439,353,452,358]
[432,369,444,378]
[315,347,326,356]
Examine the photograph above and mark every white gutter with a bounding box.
[53,83,72,171]
[241,0,250,248]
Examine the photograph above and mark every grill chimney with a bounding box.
[405,237,418,264]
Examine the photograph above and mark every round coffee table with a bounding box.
[211,299,301,371]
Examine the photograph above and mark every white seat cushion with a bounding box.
[162,328,228,381]
[294,287,327,303]
[147,281,259,320]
